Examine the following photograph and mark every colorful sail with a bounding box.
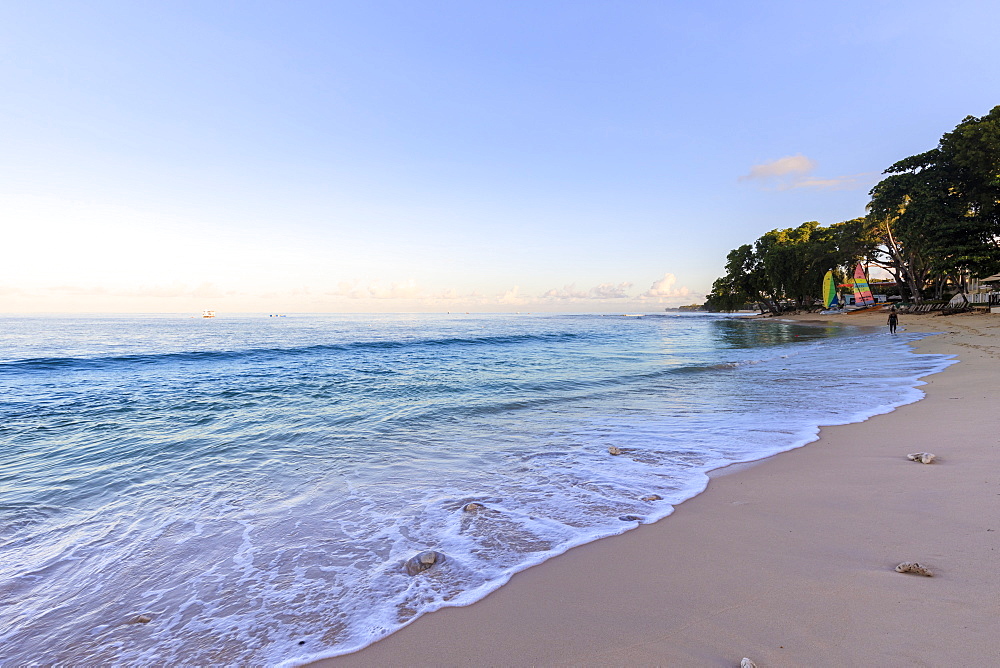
[822,271,838,308]
[852,264,874,307]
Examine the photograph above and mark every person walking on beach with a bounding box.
[887,309,898,334]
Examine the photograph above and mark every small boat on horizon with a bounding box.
[202,310,216,318]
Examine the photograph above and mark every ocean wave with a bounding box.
[0,331,582,374]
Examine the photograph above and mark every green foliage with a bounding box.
[867,105,1000,299]
[757,221,844,310]
[710,106,1000,311]
[940,106,1000,231]
[705,244,772,312]
[707,222,854,313]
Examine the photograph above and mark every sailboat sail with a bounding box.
[822,271,838,308]
[852,264,875,307]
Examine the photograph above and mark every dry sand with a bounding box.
[317,310,1000,667]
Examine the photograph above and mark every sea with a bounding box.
[0,312,954,665]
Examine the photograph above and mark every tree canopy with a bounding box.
[706,221,855,313]
[708,106,1000,311]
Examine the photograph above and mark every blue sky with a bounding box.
[2,0,998,312]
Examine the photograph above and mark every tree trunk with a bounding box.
[881,219,924,303]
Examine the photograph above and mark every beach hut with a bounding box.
[980,274,1000,312]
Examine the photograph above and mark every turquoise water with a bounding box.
[0,313,953,665]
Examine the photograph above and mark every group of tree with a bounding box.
[706,106,1000,313]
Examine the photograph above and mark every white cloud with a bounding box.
[328,279,423,300]
[541,284,589,300]
[541,282,633,301]
[326,280,488,303]
[740,154,817,182]
[637,273,692,303]
[588,282,632,299]
[434,288,469,301]
[496,286,526,305]
[739,155,872,191]
[368,279,422,300]
[41,282,228,299]
[786,173,873,190]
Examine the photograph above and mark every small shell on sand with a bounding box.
[608,446,622,456]
[906,452,936,464]
[895,561,933,576]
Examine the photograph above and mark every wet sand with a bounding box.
[316,310,1000,666]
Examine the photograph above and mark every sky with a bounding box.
[2,0,999,313]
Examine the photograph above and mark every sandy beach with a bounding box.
[317,310,1000,667]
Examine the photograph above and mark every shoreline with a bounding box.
[314,310,1000,666]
